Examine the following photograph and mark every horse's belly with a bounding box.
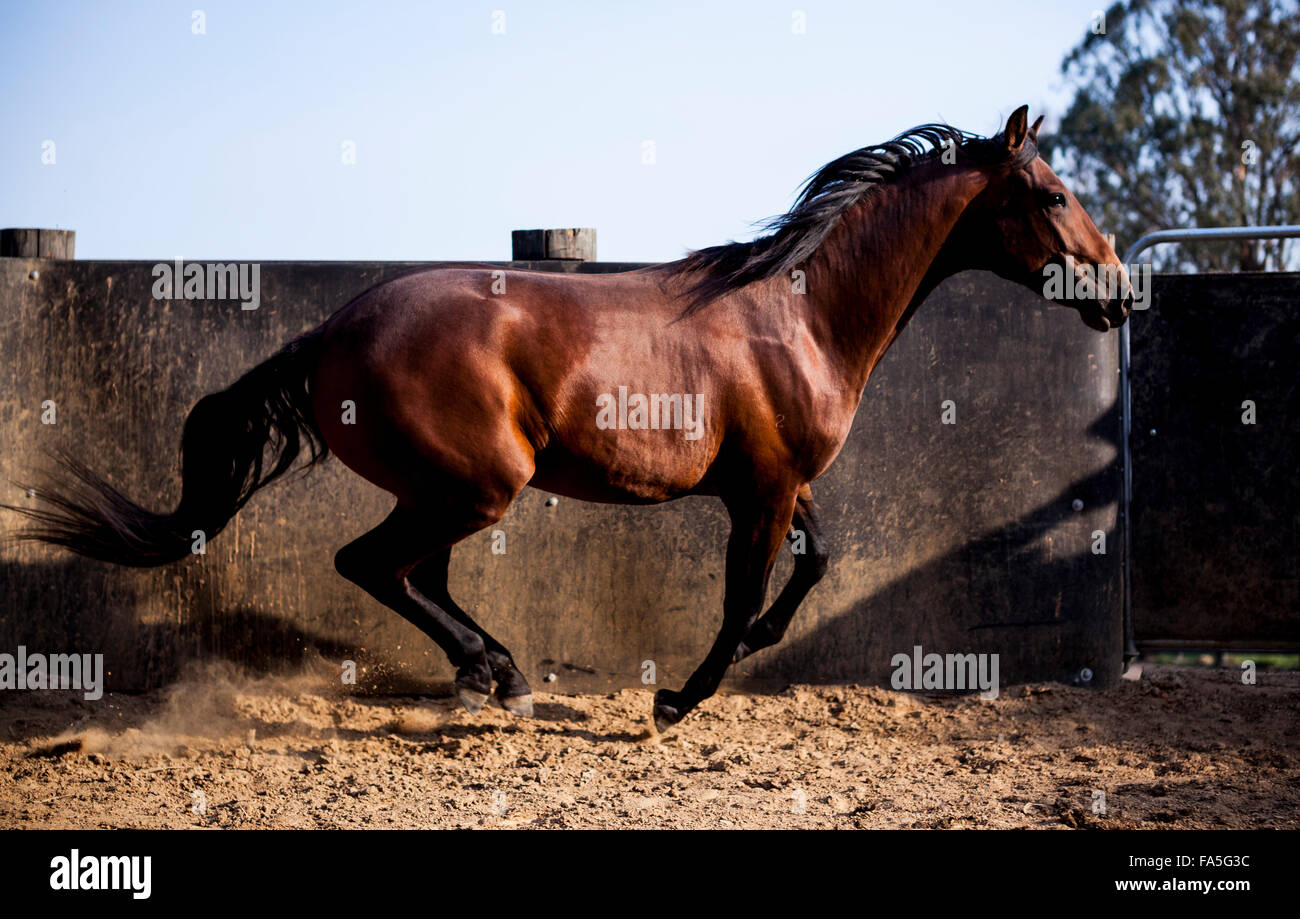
[528,441,713,504]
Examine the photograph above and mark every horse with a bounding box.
[9,105,1132,731]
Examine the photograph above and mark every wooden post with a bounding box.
[511,228,596,261]
[0,228,75,259]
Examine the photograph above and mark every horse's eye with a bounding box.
[1043,192,1067,209]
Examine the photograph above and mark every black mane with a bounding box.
[666,122,1037,313]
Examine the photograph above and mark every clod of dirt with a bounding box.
[1059,807,1089,829]
[28,727,109,759]
[393,709,443,735]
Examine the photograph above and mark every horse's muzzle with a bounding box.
[1083,286,1133,332]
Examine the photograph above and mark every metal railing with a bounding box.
[1119,225,1300,664]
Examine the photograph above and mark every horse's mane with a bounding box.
[663,122,1037,314]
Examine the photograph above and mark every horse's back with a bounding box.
[310,264,741,506]
[310,265,692,505]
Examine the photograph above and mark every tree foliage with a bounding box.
[1047,0,1300,270]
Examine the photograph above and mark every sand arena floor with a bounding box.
[1,662,1296,829]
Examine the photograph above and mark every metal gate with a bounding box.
[1121,227,1300,656]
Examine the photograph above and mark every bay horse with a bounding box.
[11,106,1131,731]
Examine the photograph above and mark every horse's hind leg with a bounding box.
[334,506,495,714]
[409,549,534,717]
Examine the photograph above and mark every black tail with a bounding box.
[7,329,329,567]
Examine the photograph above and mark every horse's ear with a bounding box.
[1029,115,1045,142]
[1003,104,1030,154]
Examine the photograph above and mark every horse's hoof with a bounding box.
[732,642,751,663]
[500,694,534,718]
[653,705,681,733]
[652,690,684,733]
[456,687,490,715]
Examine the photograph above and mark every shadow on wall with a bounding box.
[744,407,1122,689]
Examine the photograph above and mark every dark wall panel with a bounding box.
[0,259,1122,692]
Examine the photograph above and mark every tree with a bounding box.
[1047,0,1300,271]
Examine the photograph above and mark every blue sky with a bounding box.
[1,1,1106,262]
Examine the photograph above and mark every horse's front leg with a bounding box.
[653,490,796,731]
[732,484,829,663]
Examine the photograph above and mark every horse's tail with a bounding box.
[6,328,329,567]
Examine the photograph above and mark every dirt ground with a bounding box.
[1,661,1297,829]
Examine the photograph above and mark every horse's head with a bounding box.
[954,105,1132,331]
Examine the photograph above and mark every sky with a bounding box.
[1,1,1108,262]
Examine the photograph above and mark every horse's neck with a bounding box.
[808,165,987,392]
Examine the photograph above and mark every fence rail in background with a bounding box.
[0,228,75,259]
